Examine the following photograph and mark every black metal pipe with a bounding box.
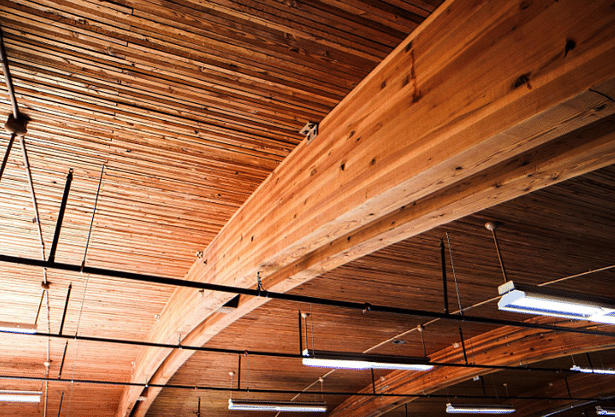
[0,328,590,375]
[459,326,469,365]
[57,391,64,417]
[58,341,68,379]
[298,311,303,356]
[1,373,612,402]
[441,240,449,315]
[58,284,72,336]
[371,369,376,395]
[48,169,73,263]
[237,355,241,390]
[197,397,200,417]
[0,133,15,185]
[586,352,594,371]
[2,254,615,339]
[0,25,19,119]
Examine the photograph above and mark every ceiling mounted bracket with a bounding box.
[299,122,318,143]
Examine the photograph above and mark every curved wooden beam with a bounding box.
[329,319,615,417]
[117,0,615,415]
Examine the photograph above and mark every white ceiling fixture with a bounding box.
[228,399,326,412]
[446,403,515,414]
[596,405,615,415]
[0,390,42,403]
[497,281,615,325]
[571,365,615,375]
[302,350,433,371]
[0,321,36,334]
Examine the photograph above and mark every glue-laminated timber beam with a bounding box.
[119,1,615,415]
[329,319,615,417]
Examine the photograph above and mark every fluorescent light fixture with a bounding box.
[596,406,615,415]
[571,365,615,375]
[228,399,326,412]
[302,350,433,371]
[446,403,515,414]
[497,281,615,325]
[0,321,37,334]
[0,390,42,403]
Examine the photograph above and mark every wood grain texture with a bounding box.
[122,0,615,415]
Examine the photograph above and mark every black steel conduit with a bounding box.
[1,373,614,403]
[0,328,601,376]
[2,254,615,339]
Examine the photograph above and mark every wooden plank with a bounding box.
[118,0,615,415]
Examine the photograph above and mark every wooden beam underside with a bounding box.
[119,0,615,415]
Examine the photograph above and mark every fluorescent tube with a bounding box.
[228,399,326,412]
[571,365,615,375]
[497,281,615,325]
[596,406,615,415]
[302,350,433,371]
[0,390,41,403]
[0,321,37,334]
[446,403,515,414]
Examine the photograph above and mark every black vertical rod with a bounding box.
[58,283,72,336]
[57,391,64,417]
[564,375,572,398]
[0,133,15,185]
[371,369,376,395]
[237,355,241,390]
[586,353,594,372]
[481,376,487,396]
[458,326,469,365]
[197,397,201,417]
[441,240,449,315]
[58,341,68,379]
[48,169,73,263]
[298,311,303,356]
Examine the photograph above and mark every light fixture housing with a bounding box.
[571,365,615,375]
[446,403,515,414]
[0,390,42,403]
[497,281,615,325]
[596,406,615,415]
[302,350,433,371]
[0,321,37,334]
[228,399,326,412]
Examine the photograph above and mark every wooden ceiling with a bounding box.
[1,1,615,417]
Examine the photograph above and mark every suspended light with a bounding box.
[0,390,41,403]
[596,406,615,415]
[497,281,615,325]
[0,321,36,334]
[446,403,515,414]
[302,350,433,371]
[228,399,326,412]
[571,365,615,375]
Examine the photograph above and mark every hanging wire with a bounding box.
[81,164,105,269]
[446,233,464,315]
[486,222,508,283]
[65,276,90,417]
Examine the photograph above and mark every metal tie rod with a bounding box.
[2,254,615,338]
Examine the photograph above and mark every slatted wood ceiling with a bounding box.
[1,1,615,417]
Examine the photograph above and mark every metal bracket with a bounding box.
[299,121,318,143]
